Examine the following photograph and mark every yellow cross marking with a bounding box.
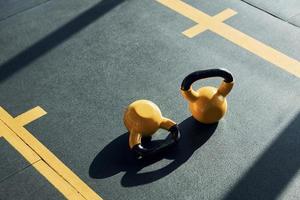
[182,8,237,38]
[0,121,40,164]
[156,0,300,78]
[14,106,47,126]
[0,106,102,200]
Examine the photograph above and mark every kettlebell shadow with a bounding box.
[89,117,218,187]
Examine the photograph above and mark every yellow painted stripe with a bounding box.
[0,107,102,200]
[213,8,237,21]
[14,106,47,126]
[182,24,207,38]
[0,120,40,164]
[0,121,84,199]
[157,0,213,25]
[33,161,85,200]
[156,0,300,78]
[211,23,300,77]
[182,8,237,38]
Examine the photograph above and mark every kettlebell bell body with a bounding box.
[181,69,234,124]
[124,100,180,158]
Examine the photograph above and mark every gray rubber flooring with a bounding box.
[242,0,300,27]
[0,0,49,21]
[0,0,300,199]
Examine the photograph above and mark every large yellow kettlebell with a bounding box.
[181,68,234,124]
[123,100,180,158]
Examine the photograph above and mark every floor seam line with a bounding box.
[239,0,300,28]
[0,0,52,23]
[37,158,87,200]
[0,117,88,199]
[0,159,41,184]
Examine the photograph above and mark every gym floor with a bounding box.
[0,0,300,199]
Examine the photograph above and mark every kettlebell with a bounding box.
[123,100,180,158]
[181,68,234,124]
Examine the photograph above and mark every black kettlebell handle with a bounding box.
[181,68,234,91]
[132,124,180,158]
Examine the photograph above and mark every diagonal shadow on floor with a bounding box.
[89,117,218,187]
[223,112,300,200]
[0,0,126,83]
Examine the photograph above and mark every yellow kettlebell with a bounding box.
[181,68,234,124]
[123,100,180,158]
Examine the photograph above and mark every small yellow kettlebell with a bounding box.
[181,68,234,124]
[123,100,180,158]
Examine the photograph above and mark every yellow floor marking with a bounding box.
[0,107,102,200]
[183,8,237,38]
[213,8,237,22]
[14,106,47,127]
[0,121,85,199]
[33,161,85,200]
[182,24,207,38]
[157,0,300,78]
[0,121,40,164]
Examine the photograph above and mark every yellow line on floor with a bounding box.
[182,8,237,38]
[0,121,85,199]
[156,0,300,78]
[33,161,86,200]
[0,107,102,200]
[14,106,47,127]
[0,121,40,164]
